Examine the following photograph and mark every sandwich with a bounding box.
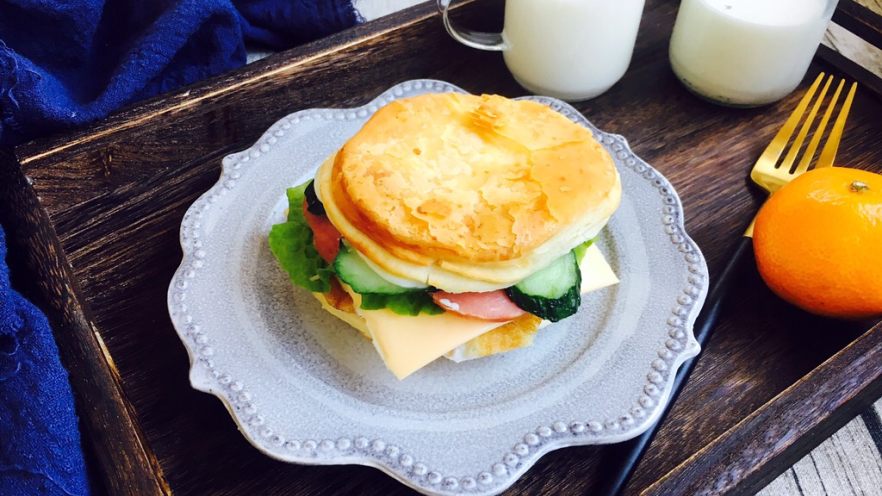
[269,93,622,379]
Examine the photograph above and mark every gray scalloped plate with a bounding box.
[167,80,708,495]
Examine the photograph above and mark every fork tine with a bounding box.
[816,81,858,169]
[756,73,825,168]
[794,78,845,174]
[780,75,833,173]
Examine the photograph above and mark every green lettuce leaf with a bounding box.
[286,186,306,222]
[268,182,442,316]
[360,292,445,316]
[268,183,334,293]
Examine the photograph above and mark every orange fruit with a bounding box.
[753,167,882,320]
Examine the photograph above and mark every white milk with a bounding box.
[669,0,835,106]
[501,0,645,101]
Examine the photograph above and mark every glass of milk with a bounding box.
[669,0,838,106]
[437,0,645,101]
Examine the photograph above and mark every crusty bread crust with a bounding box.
[317,93,621,292]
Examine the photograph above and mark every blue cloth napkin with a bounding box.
[1,1,360,494]
[0,226,89,496]
[0,0,358,146]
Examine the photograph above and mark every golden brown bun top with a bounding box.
[331,93,619,265]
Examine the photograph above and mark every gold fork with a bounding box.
[599,72,857,496]
[745,72,858,235]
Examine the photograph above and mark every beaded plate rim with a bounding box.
[167,79,708,496]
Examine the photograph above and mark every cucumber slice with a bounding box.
[515,251,580,299]
[333,245,415,295]
[573,238,594,263]
[506,251,582,322]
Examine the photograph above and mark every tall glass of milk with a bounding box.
[669,0,838,106]
[437,0,645,101]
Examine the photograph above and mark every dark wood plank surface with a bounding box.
[4,1,882,494]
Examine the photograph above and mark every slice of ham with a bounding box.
[303,202,341,263]
[432,290,526,322]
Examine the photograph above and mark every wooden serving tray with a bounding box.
[2,1,882,494]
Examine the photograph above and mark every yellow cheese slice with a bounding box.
[343,288,506,379]
[580,243,619,294]
[351,244,618,379]
[360,304,508,379]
